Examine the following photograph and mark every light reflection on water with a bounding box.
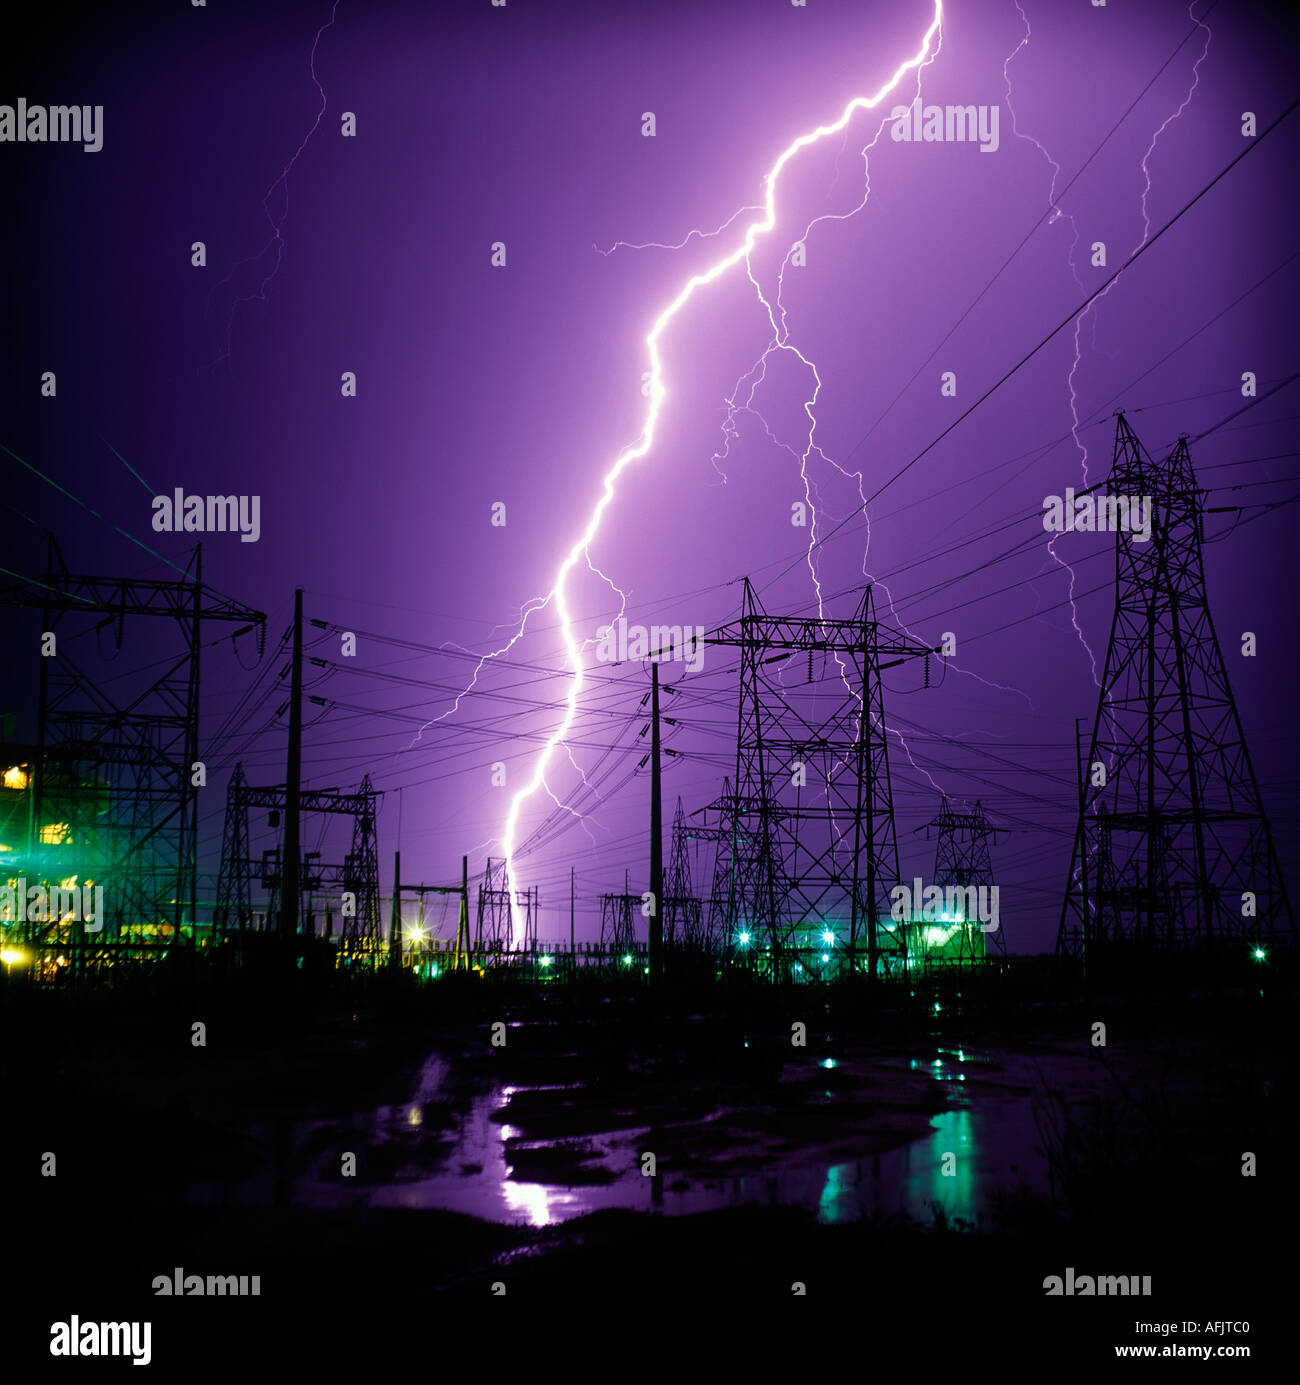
[190,1047,1051,1228]
[810,1102,1042,1226]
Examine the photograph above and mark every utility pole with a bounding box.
[187,544,202,943]
[570,865,576,973]
[458,854,469,969]
[389,851,402,967]
[280,588,304,944]
[649,660,664,983]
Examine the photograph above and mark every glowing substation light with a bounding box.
[498,1,946,946]
[738,932,751,947]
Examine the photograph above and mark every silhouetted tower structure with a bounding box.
[475,858,536,951]
[476,858,510,949]
[707,579,933,979]
[664,797,704,945]
[1,539,264,950]
[918,796,1007,960]
[1059,414,1294,960]
[214,766,381,949]
[341,774,382,948]
[600,870,639,955]
[215,764,253,935]
[697,778,738,948]
[519,885,537,951]
[391,854,470,968]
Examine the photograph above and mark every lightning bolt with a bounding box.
[1034,0,1211,682]
[594,204,765,257]
[1003,1,1086,296]
[202,1,342,373]
[540,772,601,848]
[723,16,1032,805]
[490,0,946,944]
[712,20,948,815]
[1002,0,1103,680]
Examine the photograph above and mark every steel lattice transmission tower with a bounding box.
[707,579,933,979]
[917,796,1007,960]
[695,777,741,949]
[216,763,254,934]
[1058,414,1294,959]
[600,885,637,955]
[342,775,382,949]
[1,538,264,950]
[214,766,381,949]
[475,858,511,948]
[475,858,536,951]
[663,796,704,946]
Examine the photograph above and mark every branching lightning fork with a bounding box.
[1042,0,1212,683]
[451,1,945,944]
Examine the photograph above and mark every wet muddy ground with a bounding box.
[4,977,1295,1363]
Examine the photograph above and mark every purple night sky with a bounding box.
[4,0,1297,952]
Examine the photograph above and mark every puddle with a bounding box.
[191,1044,1056,1227]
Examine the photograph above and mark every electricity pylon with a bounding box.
[1059,414,1294,960]
[917,796,1006,962]
[706,579,933,979]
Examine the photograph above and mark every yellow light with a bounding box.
[3,766,29,791]
[0,948,26,965]
[59,875,78,890]
[39,822,70,845]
